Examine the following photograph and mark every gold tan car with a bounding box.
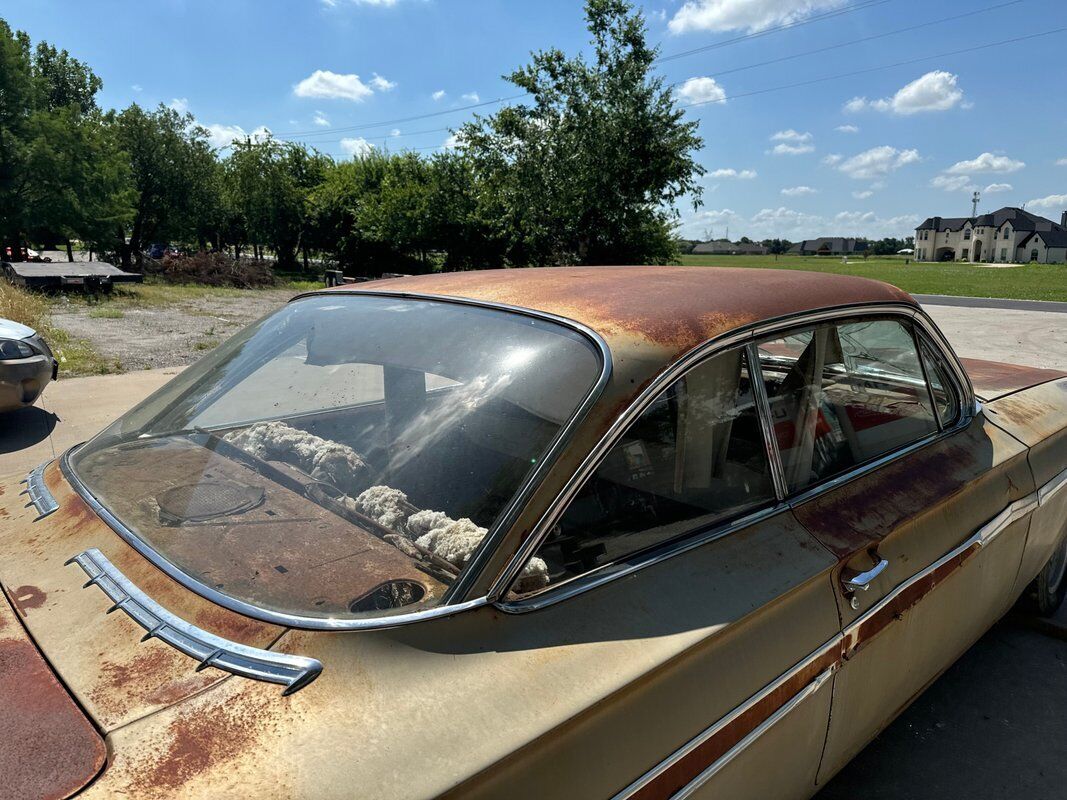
[2,267,1066,800]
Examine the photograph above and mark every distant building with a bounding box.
[914,207,1067,264]
[691,240,768,255]
[787,238,868,256]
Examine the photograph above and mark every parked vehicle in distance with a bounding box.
[1,266,1066,799]
[146,243,179,259]
[2,246,52,262]
[0,317,58,413]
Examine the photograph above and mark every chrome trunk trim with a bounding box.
[66,548,322,695]
[20,460,58,519]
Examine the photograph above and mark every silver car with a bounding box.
[0,318,57,412]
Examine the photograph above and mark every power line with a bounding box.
[273,0,894,137]
[675,0,1025,83]
[655,0,894,64]
[683,26,1067,108]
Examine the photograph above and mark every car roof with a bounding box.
[333,266,916,366]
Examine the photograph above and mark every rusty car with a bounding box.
[2,266,1066,799]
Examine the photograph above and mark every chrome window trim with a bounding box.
[62,290,612,630]
[67,547,323,695]
[492,302,975,609]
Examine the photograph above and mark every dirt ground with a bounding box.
[50,288,301,371]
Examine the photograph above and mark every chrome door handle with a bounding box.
[842,558,889,593]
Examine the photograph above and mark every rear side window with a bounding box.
[516,347,775,592]
[757,318,938,493]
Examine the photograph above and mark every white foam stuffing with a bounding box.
[223,421,370,495]
[355,486,412,535]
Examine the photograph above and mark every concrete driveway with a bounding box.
[0,296,1065,798]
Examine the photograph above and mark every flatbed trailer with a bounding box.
[1,261,143,291]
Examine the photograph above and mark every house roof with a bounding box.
[791,237,867,252]
[1020,229,1067,248]
[917,207,1065,233]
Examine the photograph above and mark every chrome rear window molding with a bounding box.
[20,461,58,519]
[66,548,322,695]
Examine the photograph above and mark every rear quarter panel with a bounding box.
[982,378,1067,591]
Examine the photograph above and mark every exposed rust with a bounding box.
[626,643,841,800]
[0,593,106,800]
[10,584,47,616]
[961,357,1066,401]
[330,266,916,361]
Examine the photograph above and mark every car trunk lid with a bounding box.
[0,460,285,733]
[0,585,106,800]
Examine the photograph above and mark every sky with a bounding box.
[2,0,1066,242]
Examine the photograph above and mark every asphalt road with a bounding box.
[915,294,1067,314]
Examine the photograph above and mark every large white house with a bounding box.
[914,207,1067,264]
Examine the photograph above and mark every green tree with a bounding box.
[460,0,703,266]
[110,104,215,267]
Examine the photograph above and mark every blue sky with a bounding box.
[3,0,1066,241]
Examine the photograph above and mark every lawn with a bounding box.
[678,255,1067,302]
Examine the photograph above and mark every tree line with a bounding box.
[0,1,704,277]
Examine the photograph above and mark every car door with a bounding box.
[753,313,1035,782]
[481,345,842,800]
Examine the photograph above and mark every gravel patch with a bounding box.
[51,289,300,372]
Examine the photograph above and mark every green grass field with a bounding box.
[678,255,1067,302]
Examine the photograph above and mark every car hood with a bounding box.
[0,317,36,339]
[0,460,285,733]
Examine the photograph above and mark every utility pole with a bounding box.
[971,190,980,217]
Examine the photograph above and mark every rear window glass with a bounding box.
[70,294,602,622]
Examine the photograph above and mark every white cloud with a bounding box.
[836,124,859,133]
[709,167,757,179]
[370,73,396,92]
[340,137,375,157]
[852,190,873,200]
[313,111,330,127]
[781,185,817,196]
[845,71,964,115]
[1026,194,1067,210]
[444,132,464,149]
[669,0,846,34]
[390,128,401,137]
[294,70,375,102]
[945,152,1025,174]
[836,145,919,180]
[771,142,814,156]
[205,124,271,150]
[432,90,446,102]
[461,92,480,103]
[769,129,813,154]
[1057,157,1067,166]
[930,174,975,192]
[168,97,190,114]
[131,84,143,93]
[821,153,842,166]
[984,183,1012,194]
[324,0,400,6]
[677,76,727,105]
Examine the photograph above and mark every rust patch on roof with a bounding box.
[328,266,916,360]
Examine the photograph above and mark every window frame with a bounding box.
[496,305,973,611]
